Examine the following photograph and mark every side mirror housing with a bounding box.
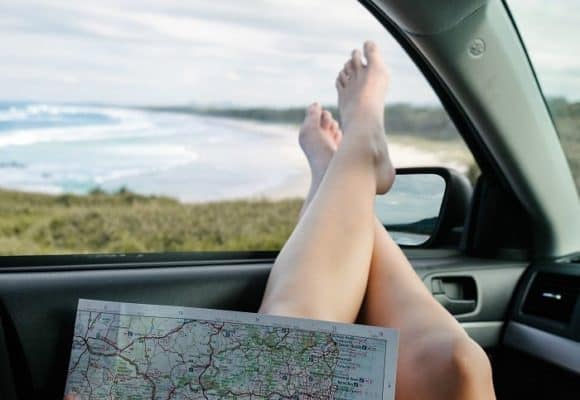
[375,167,472,247]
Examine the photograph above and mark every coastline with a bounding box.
[256,138,473,201]
[0,102,475,204]
[0,136,472,204]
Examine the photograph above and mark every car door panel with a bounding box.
[0,253,526,398]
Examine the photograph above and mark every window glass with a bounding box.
[0,0,475,255]
[509,0,580,195]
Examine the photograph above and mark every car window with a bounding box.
[0,0,476,255]
[508,0,580,195]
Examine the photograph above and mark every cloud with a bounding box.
[226,71,241,82]
[1,0,576,106]
[509,0,580,100]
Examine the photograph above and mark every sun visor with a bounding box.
[372,0,489,35]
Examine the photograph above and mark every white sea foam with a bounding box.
[0,120,153,148]
[94,168,156,185]
[0,103,144,122]
[105,144,199,161]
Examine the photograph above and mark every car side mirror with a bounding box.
[375,167,472,247]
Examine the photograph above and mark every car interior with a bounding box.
[1,0,579,399]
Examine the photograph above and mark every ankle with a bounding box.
[340,103,385,131]
[341,126,384,160]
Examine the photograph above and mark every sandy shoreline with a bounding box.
[0,136,472,204]
[257,139,472,200]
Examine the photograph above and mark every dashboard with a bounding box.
[504,261,580,374]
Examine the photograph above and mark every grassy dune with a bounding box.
[550,99,580,191]
[0,189,302,255]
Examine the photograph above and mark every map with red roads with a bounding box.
[65,299,398,399]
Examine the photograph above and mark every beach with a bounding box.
[0,102,474,203]
[256,136,474,200]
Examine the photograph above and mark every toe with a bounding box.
[351,49,363,70]
[304,102,322,126]
[335,129,343,145]
[338,70,349,87]
[331,120,339,133]
[343,60,354,77]
[320,110,332,130]
[363,40,382,66]
[332,123,343,146]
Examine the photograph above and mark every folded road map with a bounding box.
[65,299,398,399]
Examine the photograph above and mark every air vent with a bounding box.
[522,273,580,324]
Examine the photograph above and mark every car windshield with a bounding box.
[508,0,580,195]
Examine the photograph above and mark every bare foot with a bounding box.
[298,103,343,217]
[335,41,395,194]
[299,103,343,184]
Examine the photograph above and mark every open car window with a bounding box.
[0,0,475,256]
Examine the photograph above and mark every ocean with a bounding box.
[0,102,307,202]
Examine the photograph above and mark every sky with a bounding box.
[0,0,579,107]
[509,0,580,103]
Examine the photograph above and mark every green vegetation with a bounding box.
[0,188,302,255]
[547,98,580,192]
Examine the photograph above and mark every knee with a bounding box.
[406,334,494,399]
[447,336,494,396]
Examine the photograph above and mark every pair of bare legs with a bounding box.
[65,41,493,400]
[259,41,495,400]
